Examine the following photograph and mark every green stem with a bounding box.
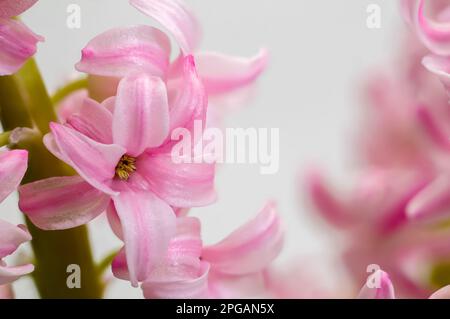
[0,131,11,147]
[0,60,103,299]
[52,77,88,105]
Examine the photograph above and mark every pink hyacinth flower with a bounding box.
[18,56,216,287]
[305,168,450,298]
[0,0,43,75]
[75,0,268,110]
[0,150,33,288]
[111,202,283,299]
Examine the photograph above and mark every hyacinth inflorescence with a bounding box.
[2,0,450,300]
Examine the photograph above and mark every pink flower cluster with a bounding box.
[305,0,450,298]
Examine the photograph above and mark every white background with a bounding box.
[2,0,402,298]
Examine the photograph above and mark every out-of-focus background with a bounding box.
[3,0,402,298]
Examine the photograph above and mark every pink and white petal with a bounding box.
[422,55,450,94]
[139,152,216,208]
[19,176,111,230]
[50,122,125,195]
[357,270,395,299]
[202,202,283,276]
[406,176,450,221]
[76,25,170,78]
[112,190,176,286]
[0,18,43,75]
[56,89,88,123]
[0,221,30,259]
[113,74,169,155]
[66,98,113,144]
[0,263,34,285]
[0,0,37,18]
[195,49,268,96]
[167,55,207,133]
[305,170,353,228]
[163,217,202,279]
[0,150,28,203]
[0,284,14,299]
[429,285,450,299]
[130,0,200,54]
[142,261,209,299]
[43,133,69,163]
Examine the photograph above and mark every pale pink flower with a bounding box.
[305,168,450,298]
[18,56,216,286]
[75,0,268,112]
[0,0,43,75]
[110,202,283,299]
[0,150,33,289]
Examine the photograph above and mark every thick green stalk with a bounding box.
[0,60,103,298]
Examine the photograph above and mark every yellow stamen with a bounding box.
[115,155,137,180]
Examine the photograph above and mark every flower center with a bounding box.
[115,155,137,180]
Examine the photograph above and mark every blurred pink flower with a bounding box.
[0,150,33,289]
[111,202,283,299]
[357,269,450,299]
[305,168,450,298]
[19,56,216,287]
[0,0,43,75]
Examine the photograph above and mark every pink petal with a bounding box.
[163,217,203,279]
[422,55,450,94]
[142,261,209,299]
[357,270,396,299]
[56,89,88,123]
[416,104,450,150]
[195,49,268,96]
[167,55,207,134]
[0,18,43,75]
[0,0,37,18]
[50,122,125,195]
[0,221,30,259]
[0,150,28,203]
[113,217,203,284]
[408,0,450,55]
[305,170,352,228]
[66,98,113,144]
[139,152,216,207]
[202,202,283,275]
[76,25,171,78]
[130,0,200,54]
[112,190,176,286]
[107,202,123,240]
[111,247,128,280]
[19,176,111,230]
[429,285,450,299]
[113,74,169,156]
[0,263,34,285]
[407,175,450,221]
